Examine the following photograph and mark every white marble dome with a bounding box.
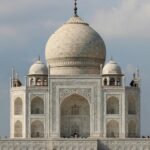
[45,16,106,75]
[102,60,122,75]
[29,59,48,75]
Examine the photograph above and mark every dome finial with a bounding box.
[74,0,78,17]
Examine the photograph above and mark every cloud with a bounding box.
[91,0,150,39]
[0,0,57,15]
[0,0,70,52]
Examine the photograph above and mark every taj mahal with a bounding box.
[0,1,150,150]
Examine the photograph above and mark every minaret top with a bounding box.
[74,0,78,17]
[38,55,41,61]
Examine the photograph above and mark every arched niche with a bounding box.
[36,78,42,86]
[14,120,22,137]
[103,78,107,86]
[128,96,136,114]
[106,120,119,138]
[128,120,137,137]
[60,94,90,138]
[43,78,48,86]
[109,78,115,86]
[107,97,119,114]
[14,98,23,115]
[31,120,44,138]
[31,97,44,114]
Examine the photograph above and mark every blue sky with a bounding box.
[0,0,150,136]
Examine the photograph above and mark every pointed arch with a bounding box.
[109,78,115,86]
[36,78,42,86]
[31,120,44,138]
[14,97,23,115]
[14,120,22,137]
[106,120,119,138]
[31,97,44,114]
[43,78,48,86]
[60,94,90,138]
[107,96,119,114]
[103,78,107,86]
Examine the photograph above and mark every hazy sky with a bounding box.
[0,0,150,137]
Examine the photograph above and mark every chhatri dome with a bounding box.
[28,57,48,75]
[45,2,106,75]
[102,59,122,75]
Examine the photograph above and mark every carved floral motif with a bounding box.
[59,88,91,104]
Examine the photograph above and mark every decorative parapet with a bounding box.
[0,138,150,150]
[59,88,91,104]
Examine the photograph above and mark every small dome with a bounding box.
[102,60,122,75]
[45,16,106,75]
[29,59,48,75]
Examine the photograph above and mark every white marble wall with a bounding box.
[10,75,140,139]
[10,86,48,139]
[103,86,126,138]
[48,75,103,138]
[10,87,26,138]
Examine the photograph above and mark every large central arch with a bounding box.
[60,94,90,138]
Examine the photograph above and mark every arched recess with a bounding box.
[43,78,47,86]
[14,98,23,115]
[128,120,137,137]
[103,78,107,86]
[60,94,90,138]
[128,96,136,114]
[31,97,44,114]
[36,78,42,86]
[14,120,22,137]
[31,120,44,138]
[107,97,119,114]
[109,78,115,86]
[106,120,119,138]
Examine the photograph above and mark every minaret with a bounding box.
[130,68,140,87]
[11,68,22,87]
